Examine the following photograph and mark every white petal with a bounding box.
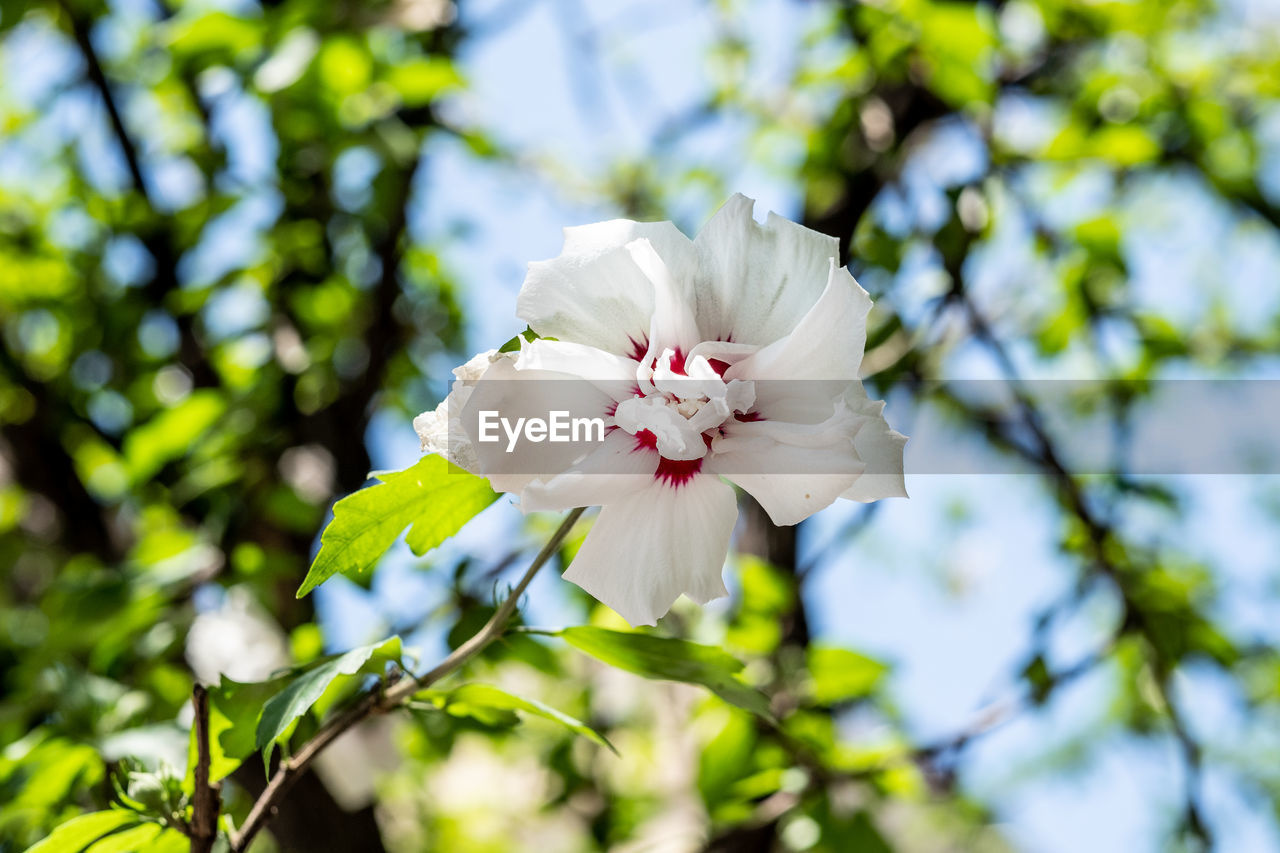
[692,194,841,345]
[517,218,698,355]
[517,245,655,355]
[747,378,851,426]
[563,475,736,626]
[687,340,760,369]
[709,400,866,526]
[515,339,639,401]
[457,356,614,494]
[562,218,698,279]
[627,238,700,357]
[732,261,870,386]
[840,395,909,502]
[452,349,501,382]
[519,429,656,512]
[515,339,636,381]
[614,396,708,461]
[681,395,732,435]
[413,404,475,470]
[651,350,723,401]
[726,260,872,382]
[414,350,511,474]
[722,379,756,416]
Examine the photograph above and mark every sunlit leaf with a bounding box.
[497,326,541,353]
[122,391,226,483]
[385,57,464,106]
[137,829,191,853]
[805,646,887,706]
[23,810,137,853]
[557,627,772,719]
[726,556,793,655]
[416,683,616,753]
[84,822,162,853]
[165,11,263,58]
[697,706,756,807]
[5,738,103,812]
[1090,125,1160,166]
[296,455,497,597]
[317,37,372,95]
[255,637,403,763]
[184,697,242,785]
[208,675,292,764]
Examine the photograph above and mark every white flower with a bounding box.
[417,194,907,626]
[414,350,511,475]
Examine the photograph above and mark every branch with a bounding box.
[911,644,1109,788]
[308,148,425,492]
[1153,671,1211,844]
[61,2,148,198]
[955,290,1214,845]
[190,686,221,853]
[380,506,586,705]
[60,2,217,386]
[0,347,117,559]
[228,507,585,853]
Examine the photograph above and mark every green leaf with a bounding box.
[209,674,293,764]
[413,695,519,728]
[297,455,497,598]
[255,637,403,762]
[697,706,757,807]
[805,646,887,706]
[5,738,102,812]
[137,830,191,853]
[917,3,996,106]
[184,695,243,785]
[84,823,162,853]
[557,627,772,719]
[317,37,372,95]
[205,637,402,775]
[824,809,893,853]
[1090,125,1160,166]
[385,57,464,106]
[165,11,263,58]
[497,326,541,353]
[725,557,794,655]
[122,391,226,483]
[24,810,138,853]
[416,683,616,753]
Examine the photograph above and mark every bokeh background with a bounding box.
[3,0,1280,850]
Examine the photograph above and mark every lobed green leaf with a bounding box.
[296,455,497,598]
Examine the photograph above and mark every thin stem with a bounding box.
[189,686,220,853]
[382,506,585,706]
[60,1,149,198]
[228,507,585,853]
